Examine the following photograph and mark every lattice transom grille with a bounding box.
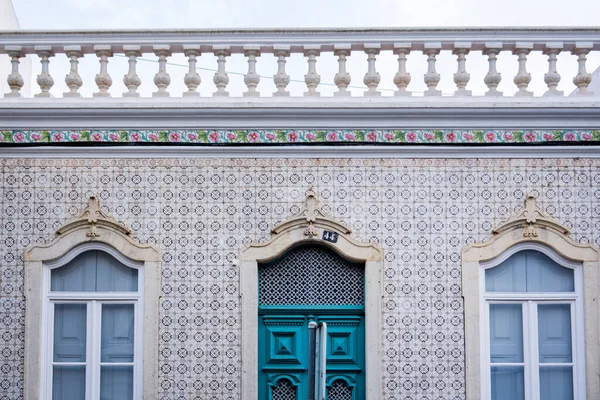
[259,246,364,306]
[328,380,353,400]
[271,379,297,400]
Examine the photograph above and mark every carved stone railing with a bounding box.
[1,28,599,100]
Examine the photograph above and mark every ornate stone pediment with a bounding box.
[55,195,132,238]
[242,187,380,263]
[271,187,351,238]
[493,194,569,238]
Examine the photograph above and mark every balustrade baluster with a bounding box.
[153,46,171,97]
[183,46,201,97]
[423,43,441,96]
[4,46,24,98]
[243,46,260,97]
[273,46,290,97]
[93,45,112,97]
[63,46,83,98]
[453,43,471,96]
[2,30,598,101]
[303,46,321,97]
[34,46,54,98]
[513,43,533,97]
[364,45,381,97]
[213,47,230,97]
[543,43,563,97]
[122,46,141,98]
[393,44,411,96]
[484,43,503,97]
[572,43,594,96]
[333,45,351,97]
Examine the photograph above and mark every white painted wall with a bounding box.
[0,0,32,98]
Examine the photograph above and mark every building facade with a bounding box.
[1,28,600,400]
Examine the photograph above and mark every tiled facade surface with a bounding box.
[1,157,599,400]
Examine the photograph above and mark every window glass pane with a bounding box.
[101,304,134,362]
[485,253,527,292]
[51,250,138,292]
[52,365,85,400]
[489,304,523,363]
[53,304,86,362]
[485,250,574,292]
[51,252,96,292]
[540,366,573,400]
[538,304,572,363]
[525,251,574,292]
[100,365,133,400]
[96,251,138,292]
[490,366,524,400]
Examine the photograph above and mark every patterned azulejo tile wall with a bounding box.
[1,158,599,400]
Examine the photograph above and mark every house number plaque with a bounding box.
[322,230,338,243]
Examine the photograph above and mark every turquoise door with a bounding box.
[258,245,366,400]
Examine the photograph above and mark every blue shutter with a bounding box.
[96,252,138,292]
[51,252,96,292]
[52,303,87,400]
[526,252,574,292]
[100,304,135,399]
[51,250,138,292]
[485,253,527,292]
[101,304,135,362]
[485,250,574,293]
[538,304,572,363]
[489,304,523,363]
[53,304,87,362]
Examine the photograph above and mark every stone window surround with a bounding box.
[23,196,161,400]
[238,188,384,399]
[462,195,600,400]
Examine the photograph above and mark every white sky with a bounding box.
[5,0,600,98]
[10,0,600,29]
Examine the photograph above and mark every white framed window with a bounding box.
[24,195,161,400]
[481,244,585,400]
[462,195,600,400]
[43,244,143,400]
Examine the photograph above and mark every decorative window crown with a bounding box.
[492,194,569,238]
[56,195,132,238]
[271,186,351,239]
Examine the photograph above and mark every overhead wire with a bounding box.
[115,54,455,96]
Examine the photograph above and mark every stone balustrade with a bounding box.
[1,28,599,99]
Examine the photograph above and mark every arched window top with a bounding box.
[50,249,138,292]
[484,249,575,293]
[259,245,364,306]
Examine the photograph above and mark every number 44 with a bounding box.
[322,231,338,243]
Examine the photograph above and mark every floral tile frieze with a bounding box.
[2,129,600,145]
